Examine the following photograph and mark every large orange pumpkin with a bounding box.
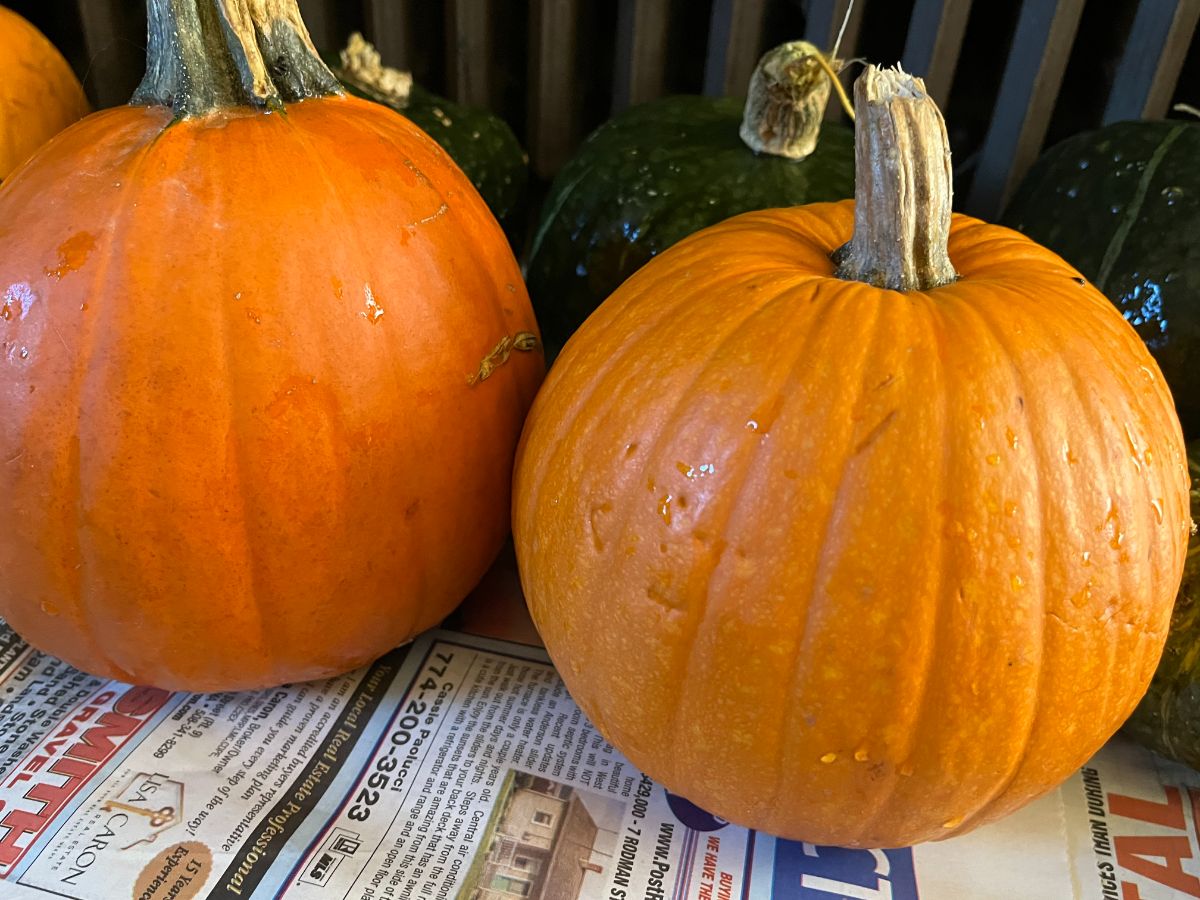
[0,0,542,690]
[513,67,1190,847]
[0,6,88,180]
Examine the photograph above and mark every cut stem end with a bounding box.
[834,65,958,292]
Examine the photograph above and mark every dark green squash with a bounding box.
[1002,119,1200,437]
[525,41,856,355]
[1122,442,1200,770]
[330,34,529,248]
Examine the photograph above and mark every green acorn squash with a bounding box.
[1002,119,1200,437]
[1123,442,1200,770]
[525,41,856,355]
[331,34,529,248]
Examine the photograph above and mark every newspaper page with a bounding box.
[0,615,1198,899]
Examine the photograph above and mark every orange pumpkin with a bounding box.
[513,67,1190,847]
[0,0,542,690]
[0,6,88,180]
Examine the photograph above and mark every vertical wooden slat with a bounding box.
[365,0,416,67]
[1103,0,1200,123]
[447,0,494,108]
[298,0,338,53]
[77,0,143,109]
[529,0,580,179]
[901,0,974,109]
[965,0,1086,219]
[803,0,867,121]
[703,0,768,97]
[613,0,671,111]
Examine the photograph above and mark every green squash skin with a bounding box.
[525,95,856,356]
[333,68,530,249]
[1002,121,1200,437]
[1122,444,1200,770]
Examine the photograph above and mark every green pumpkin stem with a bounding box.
[739,41,848,160]
[133,0,342,117]
[834,65,958,292]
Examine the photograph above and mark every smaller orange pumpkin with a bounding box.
[0,7,89,180]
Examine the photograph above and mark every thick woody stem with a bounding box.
[132,0,342,117]
[834,66,957,291]
[739,41,836,160]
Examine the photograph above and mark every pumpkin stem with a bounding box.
[739,41,847,160]
[834,65,958,291]
[336,33,415,109]
[132,0,342,117]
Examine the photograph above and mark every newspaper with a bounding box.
[0,609,1197,899]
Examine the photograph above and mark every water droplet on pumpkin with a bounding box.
[1069,580,1094,608]
[854,747,870,762]
[44,232,96,280]
[1081,550,1092,566]
[659,494,674,526]
[986,454,1001,466]
[1004,500,1019,517]
[589,502,613,552]
[360,284,385,323]
[234,291,242,300]
[1011,573,1024,590]
[1102,499,1124,550]
[3,283,35,321]
[40,600,59,616]
[1161,185,1184,205]
[942,816,964,830]
[18,347,29,360]
[1144,447,1154,465]
[676,461,715,479]
[1062,441,1079,465]
[746,420,759,432]
[820,752,838,764]
[624,443,638,458]
[80,302,88,312]
[1006,427,1019,450]
[246,309,262,324]
[1152,498,1164,523]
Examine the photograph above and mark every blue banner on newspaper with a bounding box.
[772,840,919,899]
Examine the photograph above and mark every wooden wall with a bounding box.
[9,0,1199,218]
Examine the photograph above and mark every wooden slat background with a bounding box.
[10,0,1199,220]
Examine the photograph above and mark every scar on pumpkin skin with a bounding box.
[401,159,451,229]
[469,332,539,385]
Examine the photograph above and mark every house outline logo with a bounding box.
[300,828,363,888]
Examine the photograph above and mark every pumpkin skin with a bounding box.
[1122,441,1200,769]
[525,95,854,355]
[0,98,543,690]
[330,41,529,250]
[1002,120,1200,438]
[0,6,89,180]
[513,200,1190,847]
